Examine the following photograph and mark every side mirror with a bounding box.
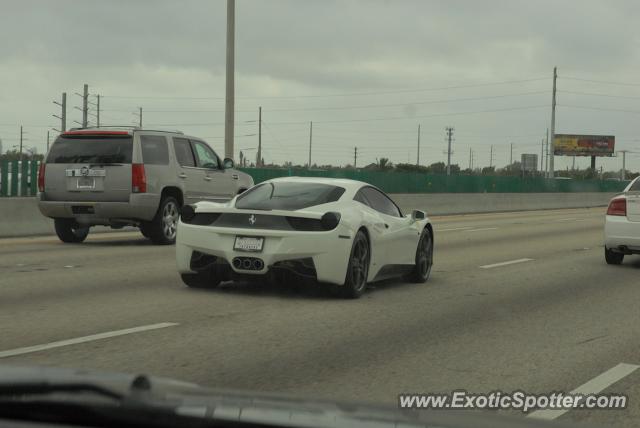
[411,209,426,221]
[223,158,234,169]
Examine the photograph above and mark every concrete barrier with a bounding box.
[0,193,615,238]
[0,198,136,238]
[390,192,615,216]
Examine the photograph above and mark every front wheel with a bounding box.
[331,230,370,299]
[407,228,433,283]
[605,247,624,265]
[54,218,89,243]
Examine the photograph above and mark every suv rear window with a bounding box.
[47,136,133,164]
[141,135,169,165]
[236,182,345,211]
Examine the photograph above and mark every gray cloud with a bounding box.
[1,0,639,170]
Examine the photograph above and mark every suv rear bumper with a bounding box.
[37,193,160,226]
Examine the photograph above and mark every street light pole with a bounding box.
[224,0,236,160]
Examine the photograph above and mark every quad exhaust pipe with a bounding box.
[232,257,264,271]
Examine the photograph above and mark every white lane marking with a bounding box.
[479,258,534,269]
[555,217,578,222]
[437,227,473,232]
[467,227,498,232]
[0,322,179,359]
[528,363,640,420]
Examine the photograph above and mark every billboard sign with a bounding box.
[553,134,615,157]
[521,154,538,172]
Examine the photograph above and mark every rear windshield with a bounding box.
[235,182,345,211]
[629,178,640,192]
[47,136,133,164]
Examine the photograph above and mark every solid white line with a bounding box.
[437,227,473,232]
[467,227,498,232]
[528,363,640,420]
[479,258,534,269]
[555,218,578,222]
[0,322,179,359]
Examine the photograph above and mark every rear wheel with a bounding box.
[180,270,221,289]
[605,247,624,265]
[407,228,433,283]
[54,218,89,243]
[331,230,370,299]
[148,196,179,245]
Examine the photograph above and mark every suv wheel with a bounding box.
[54,218,89,243]
[148,196,180,245]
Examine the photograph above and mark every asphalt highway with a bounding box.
[1,207,639,427]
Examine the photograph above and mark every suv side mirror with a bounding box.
[411,209,426,221]
[223,158,234,169]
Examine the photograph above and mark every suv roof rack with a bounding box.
[68,126,184,135]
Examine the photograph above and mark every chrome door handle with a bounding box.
[204,176,212,181]
[232,174,239,180]
[178,173,187,179]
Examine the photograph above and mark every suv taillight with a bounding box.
[132,163,146,193]
[37,162,46,193]
[607,197,626,216]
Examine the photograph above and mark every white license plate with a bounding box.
[76,177,95,189]
[234,236,264,252]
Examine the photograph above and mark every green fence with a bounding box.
[239,168,629,194]
[0,160,40,197]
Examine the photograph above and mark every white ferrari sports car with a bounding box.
[175,177,433,298]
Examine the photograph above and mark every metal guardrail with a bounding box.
[0,160,40,197]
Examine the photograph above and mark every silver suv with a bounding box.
[37,127,254,244]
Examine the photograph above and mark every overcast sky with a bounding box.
[1,0,640,171]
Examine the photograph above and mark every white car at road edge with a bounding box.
[175,177,433,298]
[604,176,640,264]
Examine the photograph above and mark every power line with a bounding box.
[559,90,640,100]
[100,77,548,101]
[100,91,547,114]
[561,76,640,87]
[558,104,640,115]
[262,105,548,125]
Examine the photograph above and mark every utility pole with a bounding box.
[308,121,313,169]
[53,92,67,132]
[133,107,143,127]
[619,150,628,180]
[74,84,89,127]
[82,84,88,127]
[416,124,421,166]
[489,145,494,168]
[256,106,262,167]
[540,138,544,172]
[572,156,575,170]
[510,142,513,165]
[96,94,100,127]
[469,147,472,169]
[19,125,23,162]
[545,128,549,176]
[549,67,557,178]
[224,0,236,160]
[47,131,50,151]
[354,147,357,168]
[445,127,454,175]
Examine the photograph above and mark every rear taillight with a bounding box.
[607,197,626,216]
[37,163,46,193]
[132,163,146,193]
